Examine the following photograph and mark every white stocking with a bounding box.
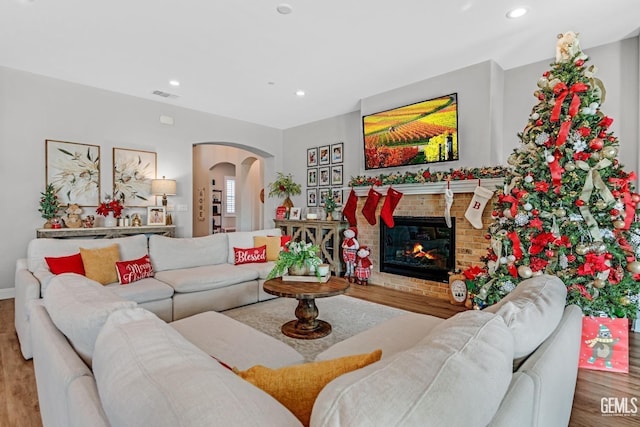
[444,188,454,228]
[465,186,495,229]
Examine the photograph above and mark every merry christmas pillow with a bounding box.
[234,245,267,265]
[115,255,155,285]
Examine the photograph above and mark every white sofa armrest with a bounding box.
[15,258,42,359]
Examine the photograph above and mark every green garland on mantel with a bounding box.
[348,166,509,187]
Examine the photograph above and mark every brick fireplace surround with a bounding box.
[351,184,499,300]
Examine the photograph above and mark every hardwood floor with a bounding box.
[1,286,638,426]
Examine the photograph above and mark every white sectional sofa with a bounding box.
[30,273,582,427]
[14,228,283,360]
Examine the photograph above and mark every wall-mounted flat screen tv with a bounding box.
[362,93,458,170]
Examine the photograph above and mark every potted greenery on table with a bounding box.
[266,240,323,280]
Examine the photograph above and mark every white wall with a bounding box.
[0,66,283,290]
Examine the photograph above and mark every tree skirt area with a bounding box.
[223,295,409,361]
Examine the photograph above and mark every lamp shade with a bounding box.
[151,177,177,196]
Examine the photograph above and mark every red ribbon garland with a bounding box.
[500,193,521,218]
[550,82,589,122]
[556,121,572,146]
[568,284,593,301]
[506,231,523,260]
[548,151,565,194]
[507,263,518,278]
[609,172,637,230]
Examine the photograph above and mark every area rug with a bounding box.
[223,295,409,361]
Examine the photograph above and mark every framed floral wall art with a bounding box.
[46,139,100,206]
[113,148,157,207]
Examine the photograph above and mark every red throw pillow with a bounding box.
[280,235,292,249]
[115,255,154,285]
[45,253,86,275]
[234,245,267,265]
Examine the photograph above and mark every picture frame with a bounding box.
[318,167,330,186]
[289,207,302,220]
[46,139,101,207]
[332,188,343,206]
[331,165,343,186]
[319,188,331,207]
[331,142,343,164]
[147,206,166,225]
[307,168,318,187]
[113,148,157,206]
[319,145,330,165]
[307,147,318,167]
[307,188,318,207]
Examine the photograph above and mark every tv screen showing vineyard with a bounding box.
[362,93,458,170]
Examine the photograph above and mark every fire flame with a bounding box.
[411,243,437,260]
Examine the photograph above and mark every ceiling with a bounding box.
[1,1,639,130]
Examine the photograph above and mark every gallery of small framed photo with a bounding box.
[331,142,343,164]
[307,168,318,186]
[319,145,330,165]
[307,147,318,167]
[147,206,166,225]
[319,188,331,206]
[319,167,330,186]
[307,188,318,207]
[331,165,343,186]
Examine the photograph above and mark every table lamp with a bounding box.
[151,176,177,224]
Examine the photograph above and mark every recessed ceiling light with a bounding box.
[169,80,180,87]
[295,90,305,97]
[506,7,528,18]
[277,4,293,15]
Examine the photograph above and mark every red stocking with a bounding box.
[361,187,381,225]
[342,189,358,226]
[380,187,403,228]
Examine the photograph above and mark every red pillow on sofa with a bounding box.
[45,253,86,275]
[115,255,154,285]
[234,245,267,265]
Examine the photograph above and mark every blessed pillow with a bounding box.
[80,244,120,285]
[45,252,85,275]
[235,349,382,426]
[115,255,154,285]
[253,236,282,261]
[233,245,267,265]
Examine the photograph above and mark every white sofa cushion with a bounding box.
[104,277,174,303]
[226,228,282,264]
[155,264,259,293]
[311,310,514,427]
[235,260,277,280]
[28,235,148,294]
[93,308,303,427]
[483,274,567,359]
[43,273,137,366]
[149,234,229,271]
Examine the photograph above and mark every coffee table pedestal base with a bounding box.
[281,319,331,339]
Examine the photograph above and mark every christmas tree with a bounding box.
[467,32,640,319]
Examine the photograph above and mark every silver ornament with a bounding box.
[575,243,589,255]
[564,162,576,172]
[602,146,618,159]
[537,77,549,89]
[627,261,640,274]
[518,265,533,278]
[554,208,567,218]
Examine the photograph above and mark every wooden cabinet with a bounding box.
[274,219,348,277]
[36,225,176,239]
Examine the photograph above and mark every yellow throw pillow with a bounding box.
[80,244,121,285]
[253,236,282,261]
[235,349,382,426]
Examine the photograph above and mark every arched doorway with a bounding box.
[192,143,273,236]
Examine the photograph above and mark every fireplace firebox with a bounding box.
[380,216,455,283]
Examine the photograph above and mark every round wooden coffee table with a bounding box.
[263,277,350,339]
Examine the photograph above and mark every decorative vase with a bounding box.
[43,219,52,229]
[288,263,308,276]
[282,196,294,209]
[103,212,117,227]
[326,213,333,221]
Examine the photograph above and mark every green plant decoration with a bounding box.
[38,184,61,220]
[268,172,302,199]
[266,240,322,280]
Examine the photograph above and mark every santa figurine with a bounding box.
[341,227,359,282]
[355,246,373,286]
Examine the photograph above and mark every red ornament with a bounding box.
[567,254,577,263]
[545,249,555,258]
[612,190,621,198]
[605,253,614,260]
[531,209,539,216]
[538,93,545,101]
[535,119,543,126]
[598,131,607,138]
[589,138,604,151]
[492,210,500,218]
[610,209,620,216]
[543,71,550,77]
[485,234,492,240]
[575,59,585,67]
[631,193,640,203]
[575,199,585,207]
[608,136,616,142]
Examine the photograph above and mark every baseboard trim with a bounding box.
[0,287,15,300]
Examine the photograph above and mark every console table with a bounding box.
[273,219,348,277]
[36,225,176,239]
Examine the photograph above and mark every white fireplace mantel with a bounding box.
[350,178,505,197]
